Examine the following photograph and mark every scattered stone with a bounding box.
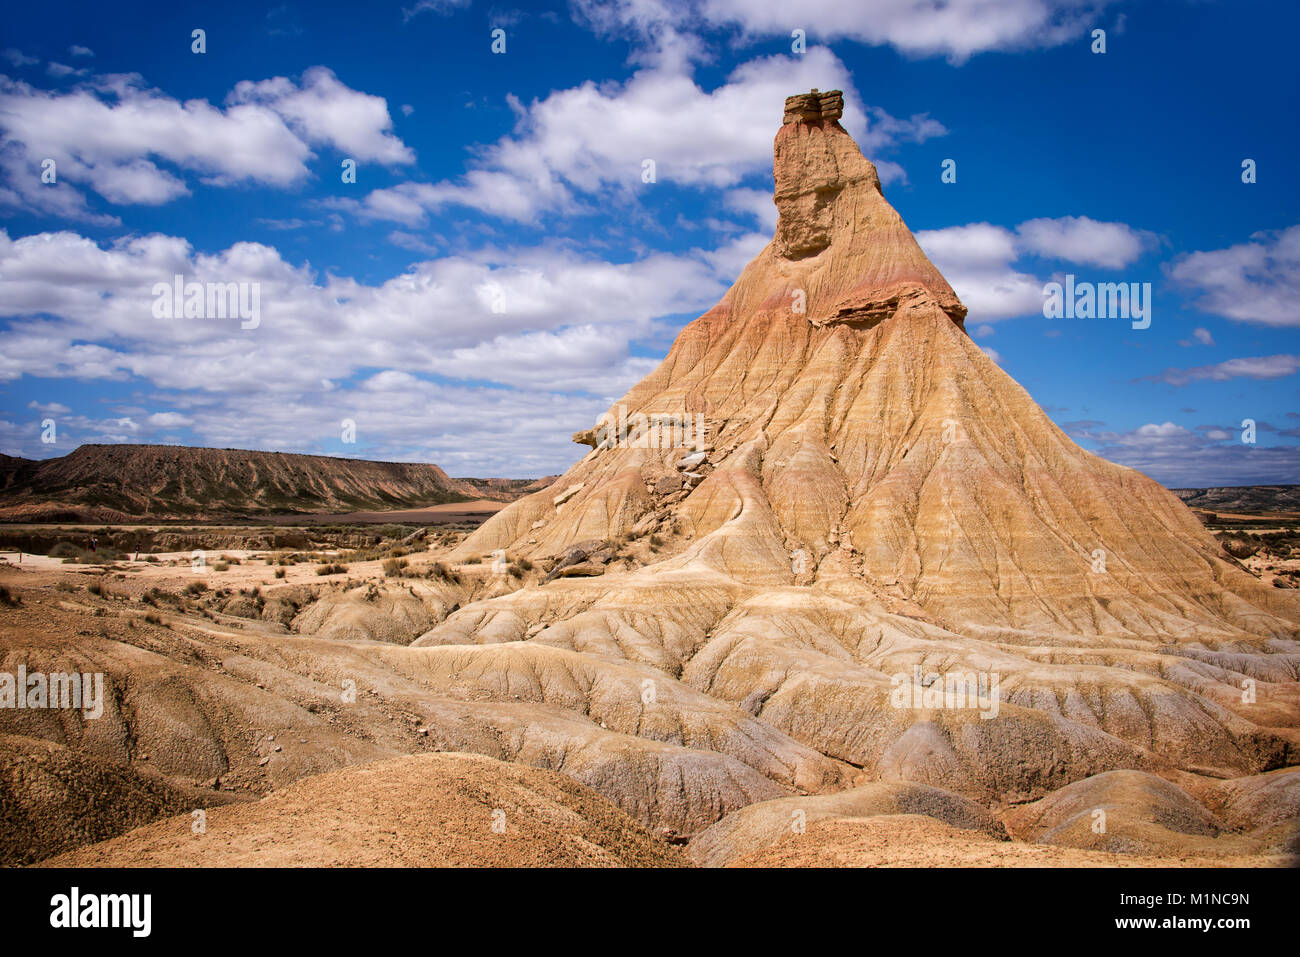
[552,483,585,507]
[540,540,615,583]
[558,562,606,578]
[653,474,681,496]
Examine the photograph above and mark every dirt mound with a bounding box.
[0,577,798,839]
[0,584,401,793]
[292,581,455,644]
[1002,770,1261,857]
[726,814,1282,868]
[690,780,1005,867]
[45,752,686,867]
[1208,768,1300,829]
[0,733,227,866]
[1205,768,1300,853]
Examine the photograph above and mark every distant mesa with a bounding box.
[0,444,533,522]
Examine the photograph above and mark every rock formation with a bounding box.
[417,89,1300,832]
[454,90,1296,643]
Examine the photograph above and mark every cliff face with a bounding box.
[0,444,480,518]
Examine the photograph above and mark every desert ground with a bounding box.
[0,511,1296,868]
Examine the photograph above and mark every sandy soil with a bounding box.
[44,752,685,868]
[0,549,404,590]
[728,816,1290,868]
[2,535,1296,869]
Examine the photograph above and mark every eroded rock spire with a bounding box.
[781,88,844,124]
[771,88,965,324]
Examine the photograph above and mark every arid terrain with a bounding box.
[1,509,1296,868]
[1,90,1297,869]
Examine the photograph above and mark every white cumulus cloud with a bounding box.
[1168,225,1300,327]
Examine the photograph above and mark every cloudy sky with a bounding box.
[1,0,1296,486]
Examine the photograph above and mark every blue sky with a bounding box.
[0,0,1296,485]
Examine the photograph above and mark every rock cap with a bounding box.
[783,88,844,125]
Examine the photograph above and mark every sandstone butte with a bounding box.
[9,90,1300,867]
[420,88,1300,843]
[455,89,1299,642]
